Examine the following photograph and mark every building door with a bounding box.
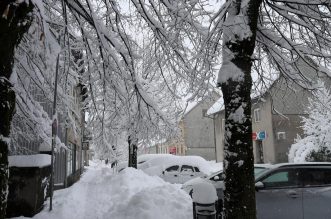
[256,140,264,163]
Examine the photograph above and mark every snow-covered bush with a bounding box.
[289,82,331,162]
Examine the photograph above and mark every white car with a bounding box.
[139,155,213,183]
[160,164,207,184]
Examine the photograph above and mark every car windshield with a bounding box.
[205,167,270,181]
[254,167,270,178]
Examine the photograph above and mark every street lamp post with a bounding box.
[49,54,60,211]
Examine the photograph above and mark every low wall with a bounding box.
[7,155,51,217]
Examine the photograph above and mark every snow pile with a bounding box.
[12,161,192,219]
[8,154,51,168]
[111,169,192,219]
[191,178,218,204]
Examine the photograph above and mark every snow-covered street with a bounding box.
[12,161,193,219]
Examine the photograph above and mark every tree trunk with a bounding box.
[218,1,262,218]
[128,135,137,168]
[221,77,256,219]
[0,1,33,218]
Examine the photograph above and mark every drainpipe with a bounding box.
[64,127,68,187]
[204,113,218,162]
[213,114,217,162]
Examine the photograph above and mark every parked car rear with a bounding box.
[182,164,272,201]
[255,162,331,219]
[183,162,331,219]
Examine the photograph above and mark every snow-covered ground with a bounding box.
[12,161,193,219]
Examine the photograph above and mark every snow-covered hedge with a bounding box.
[289,82,331,162]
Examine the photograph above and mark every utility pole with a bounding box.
[49,54,60,211]
[204,112,218,162]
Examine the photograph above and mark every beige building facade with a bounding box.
[151,95,219,161]
[213,60,330,163]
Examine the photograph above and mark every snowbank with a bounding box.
[8,154,51,168]
[11,161,192,219]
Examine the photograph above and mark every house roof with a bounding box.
[183,100,200,116]
[206,88,271,116]
[183,91,221,116]
[206,97,224,116]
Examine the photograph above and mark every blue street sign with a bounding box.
[257,131,266,140]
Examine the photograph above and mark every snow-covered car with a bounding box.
[117,154,174,172]
[182,169,225,199]
[139,155,214,183]
[137,154,174,165]
[160,164,207,184]
[182,163,272,200]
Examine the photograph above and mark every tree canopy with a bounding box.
[1,0,331,218]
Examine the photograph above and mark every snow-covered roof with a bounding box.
[206,88,273,116]
[9,154,51,168]
[206,97,224,116]
[183,100,199,116]
[137,154,174,164]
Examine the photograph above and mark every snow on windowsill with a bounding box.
[9,154,51,168]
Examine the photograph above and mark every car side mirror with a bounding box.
[162,171,165,175]
[255,181,264,191]
[213,176,220,181]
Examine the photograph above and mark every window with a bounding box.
[261,169,300,188]
[194,167,200,172]
[254,108,261,122]
[303,168,331,187]
[254,167,267,176]
[277,132,286,140]
[67,143,73,176]
[76,145,80,171]
[181,165,194,173]
[165,165,179,172]
[202,109,207,117]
